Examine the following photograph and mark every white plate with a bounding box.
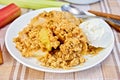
[66,0,101,4]
[5,8,114,73]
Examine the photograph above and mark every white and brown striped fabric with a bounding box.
[0,0,120,80]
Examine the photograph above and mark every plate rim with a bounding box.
[66,0,101,4]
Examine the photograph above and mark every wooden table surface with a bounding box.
[0,0,120,80]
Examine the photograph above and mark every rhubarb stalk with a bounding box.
[0,3,21,28]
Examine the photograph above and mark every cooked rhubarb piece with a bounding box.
[0,3,21,28]
[39,28,52,51]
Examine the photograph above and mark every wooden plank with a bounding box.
[0,44,14,80]
[44,72,74,80]
[90,1,101,11]
[75,64,103,80]
[25,68,44,80]
[108,0,120,41]
[101,54,119,80]
[101,0,120,80]
[107,0,120,14]
[21,8,29,15]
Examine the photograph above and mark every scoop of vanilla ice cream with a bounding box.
[80,18,112,48]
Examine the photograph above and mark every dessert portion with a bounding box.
[13,11,103,69]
